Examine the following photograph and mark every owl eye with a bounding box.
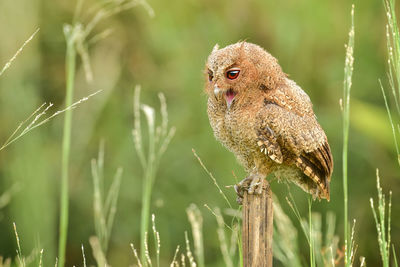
[208,70,213,81]
[226,69,240,80]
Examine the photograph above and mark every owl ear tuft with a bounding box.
[239,41,247,58]
[212,44,219,53]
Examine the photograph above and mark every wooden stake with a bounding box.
[242,179,273,266]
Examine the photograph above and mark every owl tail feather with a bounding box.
[294,142,333,201]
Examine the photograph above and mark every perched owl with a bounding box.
[204,41,333,201]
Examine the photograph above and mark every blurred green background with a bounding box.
[0,0,399,266]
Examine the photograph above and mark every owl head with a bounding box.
[204,41,286,108]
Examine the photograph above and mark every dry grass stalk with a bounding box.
[130,243,143,267]
[186,204,204,267]
[89,236,109,267]
[0,28,39,77]
[0,90,101,152]
[170,245,180,267]
[81,245,87,267]
[184,232,197,267]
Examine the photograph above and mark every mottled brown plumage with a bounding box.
[204,41,333,200]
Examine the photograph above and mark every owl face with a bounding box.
[204,43,259,109]
[204,42,285,109]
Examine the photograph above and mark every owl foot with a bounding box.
[234,177,252,204]
[234,174,264,204]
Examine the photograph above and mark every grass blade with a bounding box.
[186,204,205,267]
[57,26,77,267]
[342,5,355,266]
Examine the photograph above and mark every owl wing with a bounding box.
[256,101,333,199]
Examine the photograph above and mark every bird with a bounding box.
[204,41,333,202]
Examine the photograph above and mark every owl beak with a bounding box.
[214,85,236,108]
[214,85,221,96]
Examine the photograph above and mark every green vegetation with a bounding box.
[342,5,355,267]
[382,0,400,167]
[0,0,399,266]
[132,85,175,264]
[90,141,123,266]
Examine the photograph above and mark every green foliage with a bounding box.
[193,150,242,266]
[132,85,175,264]
[186,204,205,267]
[382,0,400,166]
[285,191,343,267]
[273,196,302,267]
[58,1,154,265]
[342,5,355,267]
[370,170,396,267]
[90,141,123,265]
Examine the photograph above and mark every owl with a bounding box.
[204,41,333,201]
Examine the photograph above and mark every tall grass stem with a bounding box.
[342,5,355,266]
[58,31,77,267]
[370,169,393,267]
[393,245,399,267]
[132,86,175,265]
[308,197,315,267]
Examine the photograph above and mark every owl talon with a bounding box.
[248,176,263,195]
[234,175,265,204]
[234,176,252,204]
[234,178,251,196]
[234,185,244,204]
